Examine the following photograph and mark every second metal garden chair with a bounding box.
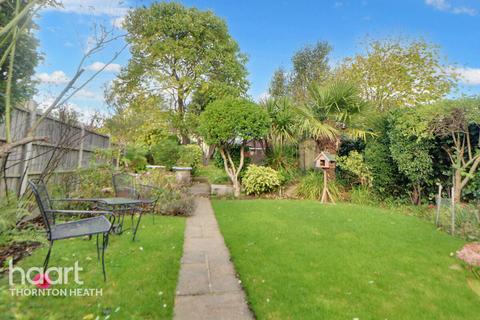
[112,173,160,238]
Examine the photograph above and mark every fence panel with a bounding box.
[0,104,110,196]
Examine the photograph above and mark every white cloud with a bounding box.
[452,6,477,15]
[35,95,106,123]
[36,70,70,85]
[454,67,480,85]
[46,0,128,17]
[74,88,98,99]
[425,0,477,16]
[256,92,271,102]
[426,0,449,10]
[86,61,121,73]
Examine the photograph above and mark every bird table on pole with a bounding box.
[313,151,336,204]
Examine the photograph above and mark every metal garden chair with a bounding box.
[28,179,114,281]
[112,172,160,229]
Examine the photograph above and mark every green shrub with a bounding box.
[277,167,300,186]
[138,170,176,189]
[155,188,195,216]
[364,138,407,197]
[350,186,377,206]
[337,151,372,187]
[0,193,29,246]
[178,144,203,169]
[296,171,340,201]
[243,165,281,195]
[54,164,115,200]
[265,146,297,171]
[151,137,180,168]
[123,145,148,172]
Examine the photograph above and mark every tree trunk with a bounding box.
[454,168,462,204]
[233,179,240,197]
[203,145,215,165]
[219,147,245,198]
[411,184,421,205]
[177,94,190,144]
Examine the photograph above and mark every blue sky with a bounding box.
[34,0,480,119]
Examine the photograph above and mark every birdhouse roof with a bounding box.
[314,151,336,162]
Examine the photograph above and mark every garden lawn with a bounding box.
[0,215,185,320]
[213,200,480,320]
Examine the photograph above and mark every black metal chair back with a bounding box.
[28,179,54,238]
[112,173,138,198]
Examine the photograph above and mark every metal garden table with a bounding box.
[95,197,145,241]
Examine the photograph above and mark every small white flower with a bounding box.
[139,247,144,251]
[158,291,163,296]
[86,256,92,261]
[266,298,270,303]
[114,307,120,313]
[163,304,167,308]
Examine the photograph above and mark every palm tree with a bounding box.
[262,97,299,149]
[298,80,371,154]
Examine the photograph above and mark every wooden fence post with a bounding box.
[78,123,85,168]
[18,101,37,196]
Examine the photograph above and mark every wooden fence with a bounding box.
[0,103,110,196]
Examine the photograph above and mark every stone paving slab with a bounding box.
[174,195,253,320]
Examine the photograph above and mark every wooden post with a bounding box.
[77,123,84,168]
[435,183,442,227]
[320,169,335,204]
[18,102,37,196]
[451,186,455,235]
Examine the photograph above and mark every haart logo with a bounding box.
[8,260,103,297]
[8,259,84,287]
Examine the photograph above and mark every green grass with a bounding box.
[0,215,185,320]
[195,164,230,184]
[213,200,480,320]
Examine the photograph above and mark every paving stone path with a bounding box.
[174,186,253,320]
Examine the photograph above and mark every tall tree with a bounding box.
[299,81,371,153]
[119,2,249,143]
[0,0,41,119]
[269,67,289,98]
[388,109,433,205]
[336,38,456,111]
[424,98,480,203]
[290,41,332,100]
[198,97,270,197]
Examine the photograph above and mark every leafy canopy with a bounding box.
[336,38,456,111]
[120,2,248,113]
[0,0,40,117]
[198,97,271,146]
[298,81,371,142]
